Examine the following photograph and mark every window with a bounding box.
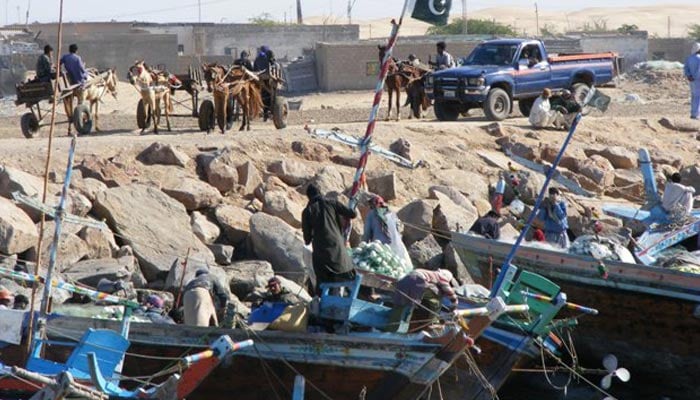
[177,44,184,56]
[224,47,233,56]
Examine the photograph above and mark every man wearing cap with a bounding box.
[684,43,700,119]
[537,187,570,248]
[13,294,29,310]
[253,45,271,72]
[469,210,501,240]
[183,268,230,327]
[0,289,14,309]
[261,277,302,305]
[36,45,56,83]
[392,269,459,330]
[302,183,358,292]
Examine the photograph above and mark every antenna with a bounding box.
[534,2,539,37]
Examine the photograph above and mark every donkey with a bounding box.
[202,64,263,132]
[128,60,172,134]
[378,45,419,121]
[84,68,118,132]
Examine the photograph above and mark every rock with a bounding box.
[389,138,412,160]
[0,197,38,254]
[511,142,536,160]
[428,185,473,211]
[443,243,473,285]
[525,131,541,140]
[93,184,214,282]
[367,172,401,201]
[330,155,359,168]
[472,198,493,217]
[70,177,108,202]
[78,225,118,259]
[584,146,637,169]
[205,156,239,194]
[30,221,89,269]
[291,141,333,162]
[397,199,437,246]
[680,165,700,193]
[578,155,615,188]
[613,169,643,187]
[249,213,309,285]
[658,117,700,132]
[237,161,262,196]
[214,204,253,244]
[161,178,222,211]
[481,122,506,137]
[435,169,489,201]
[65,192,92,217]
[208,244,234,265]
[62,255,142,287]
[502,170,544,206]
[0,165,46,199]
[224,260,275,300]
[137,142,190,167]
[308,165,346,195]
[267,160,314,186]
[499,223,521,241]
[263,190,304,228]
[408,235,444,270]
[191,211,220,244]
[650,150,682,169]
[76,155,132,188]
[431,192,478,247]
[539,145,580,172]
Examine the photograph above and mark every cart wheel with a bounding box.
[137,99,152,130]
[225,96,235,130]
[272,96,288,129]
[73,104,92,135]
[198,100,215,131]
[20,112,40,138]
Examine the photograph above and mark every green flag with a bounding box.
[410,0,452,26]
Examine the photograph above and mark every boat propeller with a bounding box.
[600,354,630,390]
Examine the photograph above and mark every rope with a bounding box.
[461,351,499,399]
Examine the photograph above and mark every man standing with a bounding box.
[60,44,88,86]
[183,268,230,327]
[35,45,55,83]
[302,184,357,292]
[234,50,254,70]
[537,187,570,248]
[432,41,455,70]
[684,43,700,119]
[662,173,696,217]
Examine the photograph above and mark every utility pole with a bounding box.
[534,2,539,37]
[462,0,467,34]
[4,0,8,26]
[198,0,201,23]
[296,0,303,24]
[667,16,671,38]
[25,0,30,29]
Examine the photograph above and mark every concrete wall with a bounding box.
[579,32,648,72]
[648,38,695,62]
[139,23,360,60]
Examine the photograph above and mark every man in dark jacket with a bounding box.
[469,210,501,240]
[36,45,55,83]
[302,184,357,291]
[183,268,230,326]
[253,46,271,72]
[234,50,254,70]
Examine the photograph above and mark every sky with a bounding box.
[0,0,694,25]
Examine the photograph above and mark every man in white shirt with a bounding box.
[662,173,696,217]
[528,88,565,128]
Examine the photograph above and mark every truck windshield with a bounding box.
[464,43,519,66]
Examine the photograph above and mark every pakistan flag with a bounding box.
[409,0,452,26]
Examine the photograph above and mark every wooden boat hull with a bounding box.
[0,314,471,400]
[452,232,700,400]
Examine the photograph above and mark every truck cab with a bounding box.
[426,39,616,121]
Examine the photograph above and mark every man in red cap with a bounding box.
[0,288,14,309]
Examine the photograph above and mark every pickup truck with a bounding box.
[425,39,617,121]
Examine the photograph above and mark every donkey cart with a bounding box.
[136,64,204,130]
[15,80,92,138]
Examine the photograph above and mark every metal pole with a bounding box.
[534,2,539,37]
[462,0,467,34]
[667,16,670,38]
[198,0,201,23]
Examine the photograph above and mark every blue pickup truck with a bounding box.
[425,39,617,121]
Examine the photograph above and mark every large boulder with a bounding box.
[613,169,643,187]
[650,150,682,169]
[93,184,214,282]
[224,260,275,300]
[31,221,89,270]
[539,145,580,172]
[367,172,401,202]
[137,142,190,167]
[267,160,313,186]
[578,155,615,188]
[584,146,637,169]
[237,161,262,196]
[62,255,143,287]
[680,165,700,193]
[78,225,118,259]
[65,192,92,217]
[435,169,489,201]
[397,199,437,246]
[249,213,309,285]
[214,204,253,244]
[443,242,474,285]
[0,165,46,199]
[291,141,333,162]
[0,197,38,254]
[263,190,304,228]
[205,156,239,194]
[308,165,346,195]
[208,244,234,265]
[428,186,474,212]
[70,177,108,202]
[191,211,220,244]
[389,138,412,160]
[408,235,444,270]
[76,155,132,188]
[161,178,222,211]
[432,192,478,247]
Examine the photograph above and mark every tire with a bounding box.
[136,99,152,130]
[434,101,460,121]
[225,96,235,130]
[272,96,288,129]
[483,88,511,121]
[198,100,215,131]
[572,83,592,115]
[518,98,535,117]
[20,112,40,138]
[72,104,92,135]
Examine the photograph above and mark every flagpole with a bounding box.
[347,0,410,214]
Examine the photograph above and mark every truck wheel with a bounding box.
[73,104,92,135]
[483,88,511,121]
[572,83,592,115]
[434,102,460,121]
[21,112,40,138]
[518,98,535,117]
[272,96,288,129]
